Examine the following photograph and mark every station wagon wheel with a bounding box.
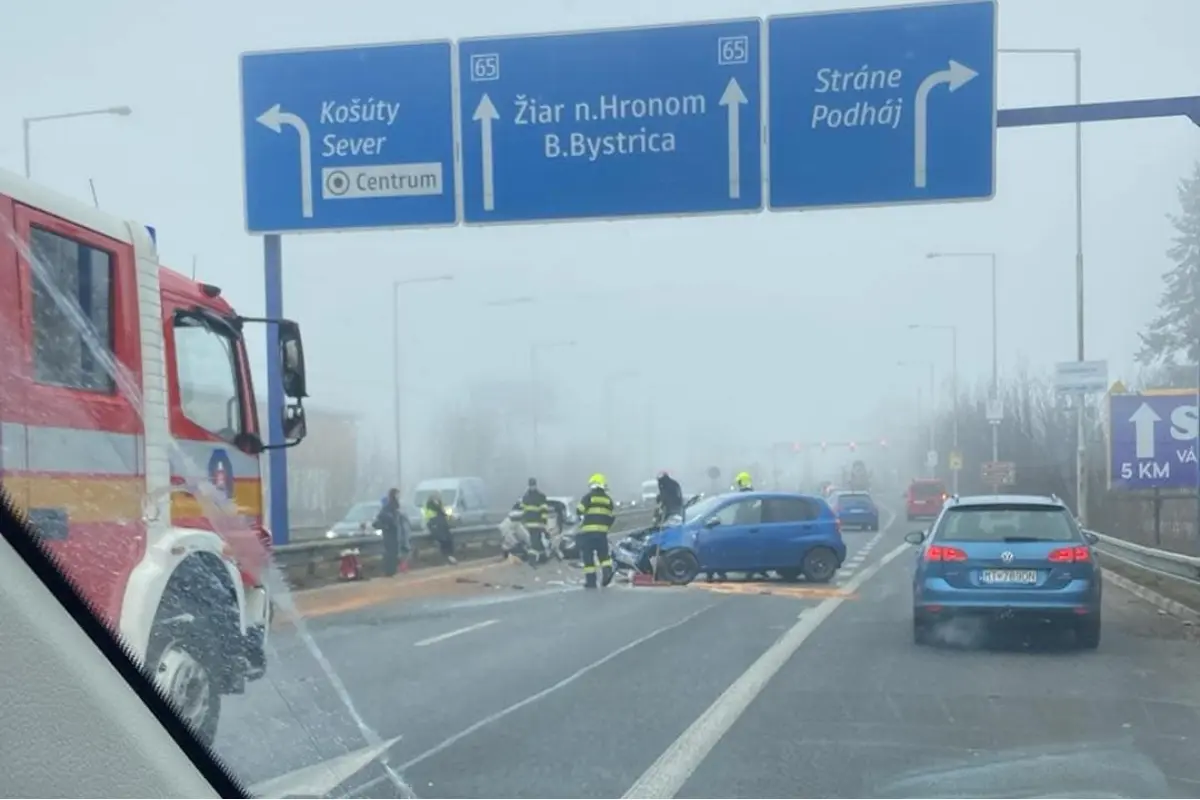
[660,549,699,585]
[801,547,838,584]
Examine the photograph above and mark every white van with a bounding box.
[412,477,490,526]
[641,479,659,506]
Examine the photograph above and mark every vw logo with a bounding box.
[1000,550,1015,563]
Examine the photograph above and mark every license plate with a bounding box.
[980,569,1038,585]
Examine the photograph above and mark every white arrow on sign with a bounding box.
[256,104,314,218]
[1130,402,1162,459]
[718,77,748,200]
[473,94,499,212]
[913,60,978,189]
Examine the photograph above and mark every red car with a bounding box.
[905,479,948,521]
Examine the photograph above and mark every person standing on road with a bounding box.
[374,488,409,576]
[656,470,684,521]
[516,477,550,563]
[423,492,457,565]
[575,473,616,589]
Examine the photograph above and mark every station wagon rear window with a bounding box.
[910,482,946,499]
[936,504,1078,542]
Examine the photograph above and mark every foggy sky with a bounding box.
[2,0,1197,481]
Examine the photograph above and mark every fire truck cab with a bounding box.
[0,166,307,745]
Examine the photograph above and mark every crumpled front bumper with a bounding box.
[612,536,655,573]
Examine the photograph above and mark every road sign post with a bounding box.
[457,20,762,224]
[240,41,459,542]
[767,0,996,210]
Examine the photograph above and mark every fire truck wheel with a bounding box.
[146,555,237,747]
[149,635,221,746]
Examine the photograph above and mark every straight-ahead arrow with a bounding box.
[256,103,314,218]
[473,94,499,212]
[1130,402,1161,460]
[913,60,978,189]
[718,78,748,200]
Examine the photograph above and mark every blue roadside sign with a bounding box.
[457,20,762,224]
[240,41,458,233]
[767,0,997,211]
[1109,393,1200,490]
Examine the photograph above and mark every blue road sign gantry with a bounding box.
[1109,393,1200,491]
[767,0,997,211]
[457,20,762,225]
[240,41,458,233]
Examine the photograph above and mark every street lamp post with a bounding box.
[1001,46,1087,524]
[927,251,999,462]
[23,105,133,178]
[910,324,959,492]
[392,275,453,493]
[529,340,577,473]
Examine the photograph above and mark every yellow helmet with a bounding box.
[735,471,752,489]
[589,473,607,489]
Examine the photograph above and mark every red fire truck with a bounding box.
[0,167,308,745]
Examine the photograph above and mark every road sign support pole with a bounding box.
[264,234,290,546]
[392,283,403,495]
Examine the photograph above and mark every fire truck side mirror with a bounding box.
[278,320,308,399]
[282,404,307,442]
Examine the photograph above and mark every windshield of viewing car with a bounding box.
[7,4,1200,800]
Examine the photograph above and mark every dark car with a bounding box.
[905,494,1101,648]
[831,490,879,531]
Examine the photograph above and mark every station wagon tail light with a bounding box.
[925,544,967,562]
[1048,546,1090,563]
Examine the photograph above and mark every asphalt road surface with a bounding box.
[215,512,1200,799]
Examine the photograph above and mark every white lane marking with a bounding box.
[250,735,405,799]
[414,619,499,647]
[623,517,905,799]
[348,603,716,795]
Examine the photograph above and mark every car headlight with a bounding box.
[325,530,337,539]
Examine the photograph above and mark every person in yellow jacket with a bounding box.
[733,471,753,492]
[422,492,457,565]
[575,473,616,588]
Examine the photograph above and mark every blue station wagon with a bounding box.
[906,494,1102,648]
[622,491,846,585]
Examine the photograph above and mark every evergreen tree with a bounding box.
[1137,161,1200,367]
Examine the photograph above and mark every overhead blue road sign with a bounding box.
[240,42,457,234]
[457,20,762,224]
[767,0,996,211]
[1109,393,1199,491]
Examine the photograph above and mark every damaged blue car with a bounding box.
[612,491,846,585]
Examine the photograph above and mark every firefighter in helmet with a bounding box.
[575,473,616,588]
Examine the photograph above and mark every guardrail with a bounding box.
[274,508,655,589]
[1086,529,1200,586]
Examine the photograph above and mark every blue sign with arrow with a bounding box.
[240,41,458,233]
[767,0,997,211]
[1109,393,1200,491]
[457,20,762,224]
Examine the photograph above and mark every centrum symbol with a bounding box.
[325,170,350,196]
